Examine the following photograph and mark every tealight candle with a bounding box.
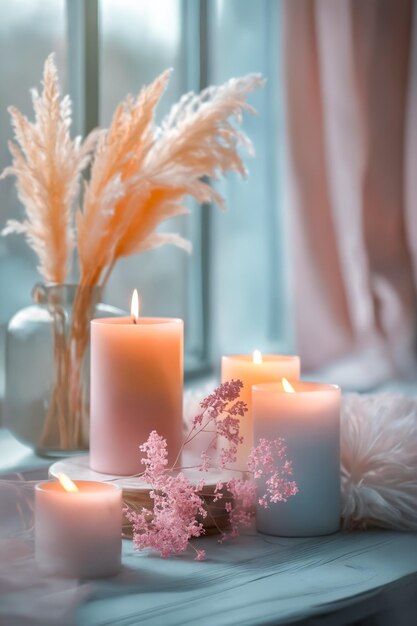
[221,352,300,468]
[253,379,341,537]
[90,290,183,475]
[35,475,122,578]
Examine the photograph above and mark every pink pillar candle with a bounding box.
[35,480,122,578]
[221,353,300,468]
[253,380,341,537]
[90,317,183,475]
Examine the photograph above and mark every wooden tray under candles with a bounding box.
[49,456,234,537]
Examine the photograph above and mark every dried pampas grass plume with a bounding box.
[341,393,417,531]
[76,70,265,287]
[76,70,173,285]
[2,57,264,288]
[1,54,97,283]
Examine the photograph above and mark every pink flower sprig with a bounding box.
[248,438,299,508]
[216,478,257,540]
[126,380,299,560]
[176,379,247,470]
[125,432,207,559]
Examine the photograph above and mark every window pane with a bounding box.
[0,0,67,400]
[209,0,292,357]
[100,0,190,329]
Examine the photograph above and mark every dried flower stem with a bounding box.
[39,318,69,449]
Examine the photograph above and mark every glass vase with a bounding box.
[5,283,124,457]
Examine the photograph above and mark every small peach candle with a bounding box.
[253,379,341,537]
[90,291,183,475]
[221,352,300,468]
[35,475,122,578]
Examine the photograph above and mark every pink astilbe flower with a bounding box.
[194,549,206,561]
[217,440,298,541]
[248,438,299,508]
[181,379,246,470]
[127,382,299,560]
[139,430,168,484]
[220,478,257,540]
[125,431,207,558]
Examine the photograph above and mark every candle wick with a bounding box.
[132,317,137,325]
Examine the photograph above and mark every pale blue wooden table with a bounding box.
[1,429,416,626]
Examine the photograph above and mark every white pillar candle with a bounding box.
[35,477,122,578]
[221,353,300,468]
[253,380,341,537]
[90,312,183,476]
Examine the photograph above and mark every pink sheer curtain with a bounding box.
[284,0,417,389]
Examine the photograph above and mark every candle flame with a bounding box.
[253,349,263,364]
[57,473,79,493]
[131,289,140,321]
[282,377,296,393]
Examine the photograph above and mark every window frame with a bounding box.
[66,0,213,380]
